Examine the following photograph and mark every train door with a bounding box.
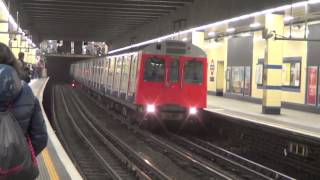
[180,56,207,108]
[216,61,224,96]
[107,57,115,94]
[127,54,138,102]
[136,54,168,105]
[164,56,181,103]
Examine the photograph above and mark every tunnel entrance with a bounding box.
[45,55,89,83]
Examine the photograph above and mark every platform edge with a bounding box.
[39,78,83,180]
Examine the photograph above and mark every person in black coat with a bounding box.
[0,43,30,83]
[0,57,47,155]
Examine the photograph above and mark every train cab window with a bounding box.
[184,61,203,84]
[170,59,179,82]
[144,58,165,82]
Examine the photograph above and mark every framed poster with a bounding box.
[244,66,251,96]
[256,64,263,85]
[318,67,320,107]
[307,66,318,105]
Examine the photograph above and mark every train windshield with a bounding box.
[144,58,165,82]
[184,61,203,84]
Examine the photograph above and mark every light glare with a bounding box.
[146,104,155,113]
[189,107,197,115]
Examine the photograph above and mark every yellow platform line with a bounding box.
[41,148,60,180]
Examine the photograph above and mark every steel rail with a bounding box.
[59,87,124,180]
[67,88,172,180]
[76,89,235,180]
[190,137,296,180]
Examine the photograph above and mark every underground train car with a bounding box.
[70,40,207,126]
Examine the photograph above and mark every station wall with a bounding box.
[204,22,319,107]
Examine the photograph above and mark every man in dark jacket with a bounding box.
[18,52,31,83]
[0,64,48,155]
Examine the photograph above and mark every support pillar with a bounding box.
[262,14,284,114]
[192,31,205,49]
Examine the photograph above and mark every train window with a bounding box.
[184,61,203,84]
[170,59,179,82]
[144,58,165,82]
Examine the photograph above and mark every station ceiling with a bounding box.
[15,0,194,42]
[14,0,303,43]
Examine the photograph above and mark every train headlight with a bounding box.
[146,104,155,113]
[189,107,197,115]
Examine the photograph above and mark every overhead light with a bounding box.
[109,0,320,54]
[226,28,235,33]
[0,0,17,29]
[250,22,261,28]
[284,16,294,22]
[240,32,252,37]
[182,37,188,42]
[208,32,216,36]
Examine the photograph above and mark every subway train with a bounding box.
[70,40,207,128]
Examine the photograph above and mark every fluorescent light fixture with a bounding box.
[226,28,235,33]
[284,16,294,22]
[182,37,188,42]
[0,0,37,47]
[0,0,17,29]
[108,0,320,54]
[208,31,216,36]
[250,22,261,28]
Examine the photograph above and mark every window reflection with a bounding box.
[144,58,165,82]
[184,61,203,84]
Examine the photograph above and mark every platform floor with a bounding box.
[206,95,320,139]
[30,78,81,180]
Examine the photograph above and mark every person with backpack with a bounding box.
[0,43,48,179]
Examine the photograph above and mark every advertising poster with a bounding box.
[256,64,263,85]
[318,67,320,107]
[307,67,318,105]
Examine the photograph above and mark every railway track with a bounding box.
[53,85,152,180]
[71,86,295,180]
[68,87,206,180]
[163,133,295,180]
[76,85,294,180]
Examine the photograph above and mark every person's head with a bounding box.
[0,64,22,104]
[18,52,25,61]
[0,43,23,77]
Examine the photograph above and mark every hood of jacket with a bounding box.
[0,64,22,104]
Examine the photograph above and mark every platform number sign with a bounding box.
[307,67,318,105]
[209,60,215,82]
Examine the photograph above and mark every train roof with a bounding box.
[108,40,207,58]
[73,40,207,64]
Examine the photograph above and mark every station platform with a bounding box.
[206,95,320,139]
[29,78,82,180]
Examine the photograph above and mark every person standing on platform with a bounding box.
[0,43,48,179]
[18,52,31,83]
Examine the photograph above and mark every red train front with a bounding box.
[71,40,207,126]
[135,41,207,121]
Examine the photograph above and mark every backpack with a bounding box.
[0,110,39,180]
